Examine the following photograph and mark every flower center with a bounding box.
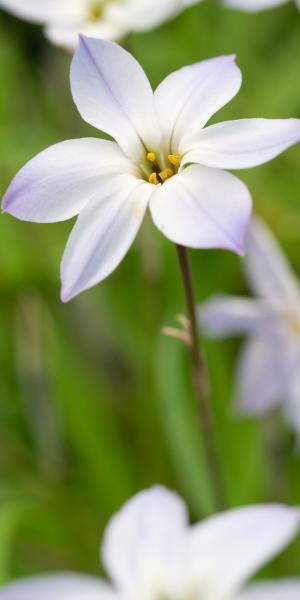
[147,151,179,185]
[88,1,105,20]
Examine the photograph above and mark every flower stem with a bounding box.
[175,244,226,512]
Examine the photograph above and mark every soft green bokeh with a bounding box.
[0,0,300,583]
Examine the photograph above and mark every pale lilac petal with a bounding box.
[154,55,241,152]
[2,139,134,223]
[222,0,288,11]
[102,486,188,598]
[0,0,75,22]
[284,386,300,436]
[236,579,300,600]
[277,334,300,433]
[236,326,300,423]
[149,165,252,254]
[61,175,152,301]
[0,573,116,600]
[234,335,283,415]
[245,218,300,302]
[70,36,161,161]
[182,119,300,169]
[186,505,300,600]
[198,296,276,336]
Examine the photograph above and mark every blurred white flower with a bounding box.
[222,0,298,13]
[3,38,300,301]
[0,486,299,600]
[199,217,300,433]
[0,0,197,50]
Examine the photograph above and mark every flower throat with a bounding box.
[147,152,179,185]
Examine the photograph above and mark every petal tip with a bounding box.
[60,291,73,304]
[2,190,18,217]
[78,33,92,45]
[60,284,74,303]
[226,231,247,256]
[236,243,245,257]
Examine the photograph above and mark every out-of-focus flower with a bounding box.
[3,38,300,301]
[199,217,300,433]
[222,0,298,13]
[0,485,299,600]
[0,0,198,50]
[238,581,300,600]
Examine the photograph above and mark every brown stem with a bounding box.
[176,244,226,511]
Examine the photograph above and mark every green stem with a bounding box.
[176,244,226,511]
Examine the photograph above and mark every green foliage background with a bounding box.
[0,0,300,584]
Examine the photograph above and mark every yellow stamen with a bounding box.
[88,2,103,20]
[147,152,157,163]
[168,154,179,166]
[160,168,174,181]
[149,172,159,185]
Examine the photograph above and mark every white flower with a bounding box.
[221,0,299,13]
[199,217,300,434]
[0,0,196,50]
[3,37,300,301]
[0,486,299,600]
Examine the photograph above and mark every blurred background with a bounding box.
[0,0,300,585]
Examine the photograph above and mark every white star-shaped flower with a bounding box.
[3,38,300,301]
[0,486,299,600]
[0,0,197,50]
[199,217,300,434]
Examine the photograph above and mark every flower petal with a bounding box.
[181,0,203,6]
[198,296,276,336]
[0,573,117,600]
[183,119,300,169]
[149,165,252,254]
[106,0,182,31]
[221,0,288,12]
[277,334,300,434]
[244,218,300,303]
[2,139,133,223]
[61,175,152,301]
[70,36,161,161]
[0,0,82,22]
[234,335,282,415]
[154,55,241,152]
[45,21,124,51]
[236,579,300,600]
[102,486,188,598]
[187,505,300,600]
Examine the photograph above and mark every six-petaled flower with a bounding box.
[0,486,299,600]
[3,37,300,301]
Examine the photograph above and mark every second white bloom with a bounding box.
[0,486,299,600]
[0,0,197,49]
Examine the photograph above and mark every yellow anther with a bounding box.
[160,168,174,181]
[147,152,157,163]
[149,172,159,185]
[168,154,179,166]
[88,2,103,20]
